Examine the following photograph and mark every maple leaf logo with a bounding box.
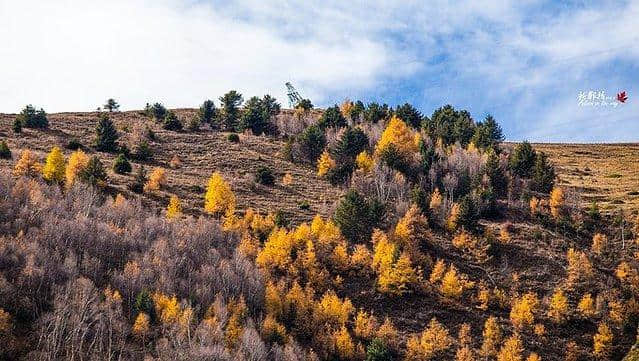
[617,91,628,103]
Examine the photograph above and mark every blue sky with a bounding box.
[1,0,637,142]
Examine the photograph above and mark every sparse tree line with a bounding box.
[2,97,639,360]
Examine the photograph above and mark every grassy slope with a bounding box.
[0,109,341,224]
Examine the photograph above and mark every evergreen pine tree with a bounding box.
[94,114,119,152]
[80,156,108,187]
[113,153,132,174]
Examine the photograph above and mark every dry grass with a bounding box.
[533,143,639,215]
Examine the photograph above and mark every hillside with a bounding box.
[0,106,638,361]
[0,109,340,224]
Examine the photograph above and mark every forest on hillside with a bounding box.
[0,96,638,360]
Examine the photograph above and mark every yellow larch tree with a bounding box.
[0,308,11,333]
[394,204,429,262]
[261,314,287,344]
[480,316,502,358]
[549,187,564,219]
[577,293,596,318]
[458,323,472,346]
[317,149,336,177]
[144,167,166,192]
[529,197,540,215]
[132,312,150,341]
[166,195,182,219]
[526,353,541,361]
[447,202,461,231]
[510,293,539,329]
[225,297,247,348]
[282,172,293,186]
[405,318,452,360]
[593,322,613,358]
[353,310,377,340]
[375,115,418,157]
[204,172,236,217]
[65,149,89,187]
[13,149,41,177]
[333,326,356,360]
[378,251,421,295]
[441,265,465,299]
[315,290,353,328]
[429,259,446,284]
[430,188,443,210]
[566,248,593,285]
[356,151,374,173]
[497,334,524,361]
[547,287,569,323]
[591,233,608,256]
[42,146,66,183]
[456,345,475,361]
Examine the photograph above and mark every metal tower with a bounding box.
[285,82,303,108]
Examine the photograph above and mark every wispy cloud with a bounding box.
[1,0,637,141]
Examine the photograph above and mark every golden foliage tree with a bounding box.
[394,204,428,262]
[42,146,66,183]
[549,187,564,219]
[429,259,446,284]
[375,115,418,156]
[510,293,539,329]
[132,312,150,341]
[593,322,612,358]
[282,172,293,186]
[317,149,336,176]
[13,149,41,177]
[441,265,465,299]
[315,290,353,328]
[566,248,593,285]
[204,172,236,216]
[480,317,502,358]
[261,314,287,344]
[591,233,608,256]
[456,346,475,361]
[526,353,541,361]
[0,308,11,333]
[356,151,374,173]
[430,188,443,210]
[529,197,540,215]
[354,310,377,340]
[547,287,569,323]
[497,334,523,361]
[377,317,399,350]
[166,195,182,219]
[144,167,166,192]
[447,202,461,231]
[378,251,421,295]
[65,149,89,187]
[225,297,247,348]
[578,293,596,318]
[333,326,356,360]
[405,318,452,360]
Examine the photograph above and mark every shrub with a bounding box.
[219,90,244,130]
[530,151,556,193]
[42,147,66,183]
[317,105,347,129]
[205,172,236,216]
[334,189,384,243]
[394,102,423,128]
[228,133,240,143]
[66,139,82,150]
[129,166,147,193]
[298,125,326,163]
[13,150,42,177]
[104,98,119,112]
[13,118,22,133]
[94,114,119,152]
[17,104,48,128]
[0,140,11,159]
[198,99,216,124]
[255,166,275,186]
[146,102,167,121]
[162,111,183,131]
[366,338,391,361]
[133,140,152,161]
[187,117,200,131]
[509,141,536,178]
[143,167,166,192]
[79,156,108,187]
[112,154,132,174]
